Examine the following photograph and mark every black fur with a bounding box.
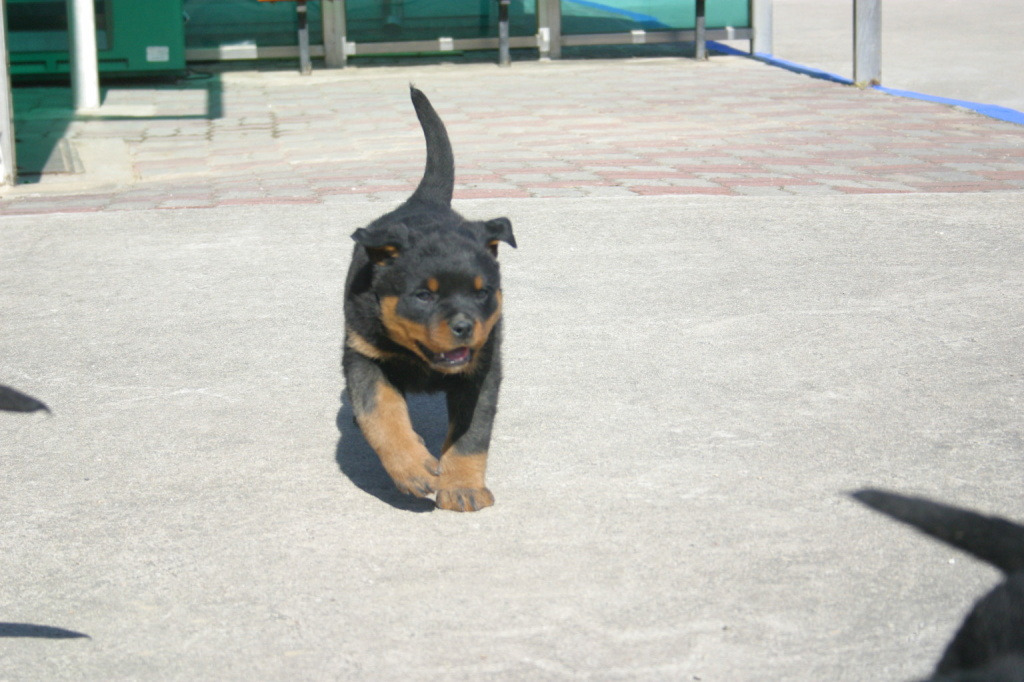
[853,489,1024,681]
[341,87,515,511]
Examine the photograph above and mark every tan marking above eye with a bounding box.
[426,278,440,293]
[367,244,400,265]
[468,290,502,350]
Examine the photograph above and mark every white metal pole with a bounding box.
[68,0,101,110]
[0,0,17,185]
[853,0,881,87]
[322,0,348,68]
[751,0,773,56]
[547,0,561,60]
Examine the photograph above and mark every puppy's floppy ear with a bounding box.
[478,217,516,257]
[352,222,410,265]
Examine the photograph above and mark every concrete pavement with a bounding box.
[3,194,1023,680]
[763,0,1024,112]
[2,30,1024,682]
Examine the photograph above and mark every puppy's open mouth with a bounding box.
[418,344,472,369]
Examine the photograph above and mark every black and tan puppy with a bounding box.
[342,87,515,512]
[853,489,1024,681]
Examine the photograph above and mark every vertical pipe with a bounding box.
[853,0,881,86]
[695,0,707,60]
[323,0,348,68]
[0,0,16,185]
[498,0,510,66]
[751,0,773,56]
[67,0,101,110]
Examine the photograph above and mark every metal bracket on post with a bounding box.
[537,27,551,58]
[853,0,881,87]
[694,0,707,60]
[498,0,511,67]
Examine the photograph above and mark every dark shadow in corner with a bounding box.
[335,390,449,513]
[0,622,89,639]
[11,71,223,184]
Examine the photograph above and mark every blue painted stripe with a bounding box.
[707,40,853,84]
[563,0,670,30]
[870,86,1024,126]
[707,40,1024,126]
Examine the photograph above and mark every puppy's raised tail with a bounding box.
[406,85,454,209]
[853,488,1024,574]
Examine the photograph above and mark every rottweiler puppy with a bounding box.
[853,489,1024,681]
[342,87,515,512]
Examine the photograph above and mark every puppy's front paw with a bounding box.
[436,487,494,512]
[386,454,441,498]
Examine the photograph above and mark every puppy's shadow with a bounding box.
[335,390,448,513]
[0,622,89,639]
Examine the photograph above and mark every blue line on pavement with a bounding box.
[707,40,1024,126]
[870,86,1024,126]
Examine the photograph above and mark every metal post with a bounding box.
[322,0,348,68]
[296,0,312,75]
[694,0,707,60]
[0,0,16,185]
[537,0,549,59]
[751,0,773,55]
[498,0,511,66]
[67,0,101,110]
[546,0,561,60]
[853,0,881,86]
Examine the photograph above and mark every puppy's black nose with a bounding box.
[450,316,474,341]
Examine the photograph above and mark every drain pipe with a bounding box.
[67,0,101,110]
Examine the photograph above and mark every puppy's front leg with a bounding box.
[436,364,501,512]
[344,348,440,497]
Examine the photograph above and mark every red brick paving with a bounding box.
[2,55,1023,215]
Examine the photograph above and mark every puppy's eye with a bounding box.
[414,290,436,303]
[475,287,492,301]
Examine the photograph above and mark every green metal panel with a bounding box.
[183,0,323,49]
[8,0,186,77]
[174,0,750,59]
[345,0,538,43]
[562,0,749,35]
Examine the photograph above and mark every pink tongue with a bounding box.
[442,347,470,363]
